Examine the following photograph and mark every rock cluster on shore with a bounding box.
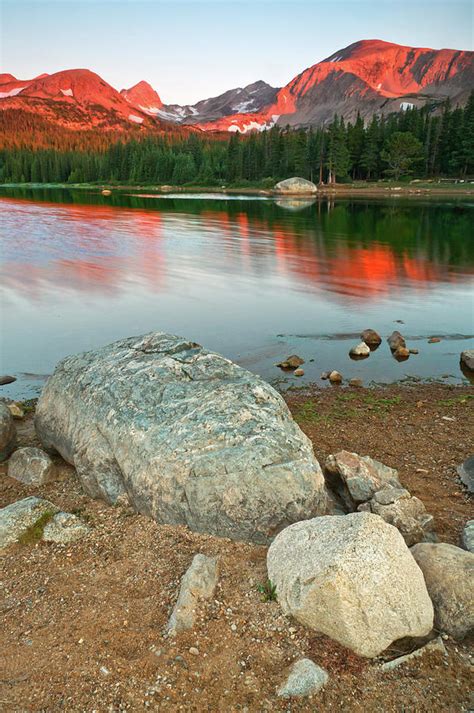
[2,332,472,689]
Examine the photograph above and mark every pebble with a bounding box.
[230,623,237,632]
[294,368,304,377]
[189,647,199,656]
[409,349,419,355]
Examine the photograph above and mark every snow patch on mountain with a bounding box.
[0,86,27,98]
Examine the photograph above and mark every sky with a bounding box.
[1,0,473,104]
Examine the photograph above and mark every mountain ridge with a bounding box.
[1,39,472,137]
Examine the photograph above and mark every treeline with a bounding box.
[1,94,473,185]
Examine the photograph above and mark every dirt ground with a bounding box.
[1,383,473,712]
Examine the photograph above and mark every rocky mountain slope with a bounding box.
[1,39,472,137]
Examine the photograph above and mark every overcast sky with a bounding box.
[2,0,472,104]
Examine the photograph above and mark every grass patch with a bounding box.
[293,400,322,423]
[437,394,474,407]
[18,510,56,545]
[257,580,277,602]
[362,394,402,411]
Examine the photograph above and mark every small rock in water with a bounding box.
[349,342,370,358]
[277,355,305,370]
[360,329,382,348]
[8,447,55,485]
[428,337,441,343]
[394,346,410,360]
[0,402,16,462]
[277,658,328,698]
[461,520,474,553]
[409,348,419,355]
[8,403,24,419]
[328,371,342,384]
[0,375,16,386]
[320,371,330,380]
[349,378,363,387]
[294,368,304,377]
[387,331,406,351]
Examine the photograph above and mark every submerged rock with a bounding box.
[0,375,16,386]
[277,658,328,698]
[411,543,474,639]
[394,346,410,360]
[387,331,406,351]
[166,554,218,635]
[360,329,382,348]
[277,355,304,370]
[8,447,55,485]
[274,177,317,194]
[0,402,16,462]
[0,496,59,552]
[349,342,370,358]
[267,513,434,658]
[35,332,327,543]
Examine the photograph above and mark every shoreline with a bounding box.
[1,181,474,198]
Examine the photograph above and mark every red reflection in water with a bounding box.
[1,196,471,303]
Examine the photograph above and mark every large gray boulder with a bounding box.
[0,496,59,551]
[411,543,474,639]
[461,520,474,553]
[7,447,55,485]
[35,332,327,543]
[457,455,474,494]
[0,402,16,462]
[274,177,317,194]
[267,513,434,658]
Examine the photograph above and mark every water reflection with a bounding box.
[1,190,473,303]
[1,187,473,397]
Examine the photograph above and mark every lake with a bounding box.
[1,186,473,400]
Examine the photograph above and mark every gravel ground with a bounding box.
[1,383,473,711]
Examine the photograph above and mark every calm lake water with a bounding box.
[1,186,473,399]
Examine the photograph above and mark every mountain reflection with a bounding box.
[1,190,473,303]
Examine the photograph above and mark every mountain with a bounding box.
[121,79,278,125]
[120,80,163,114]
[2,39,473,141]
[0,69,170,136]
[194,39,474,132]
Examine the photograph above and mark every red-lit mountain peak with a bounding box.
[121,80,163,113]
